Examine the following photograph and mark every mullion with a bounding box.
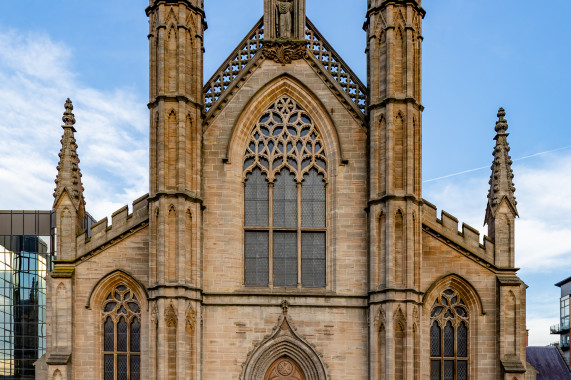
[297,183,302,287]
[269,183,274,287]
[115,318,118,380]
[127,317,131,380]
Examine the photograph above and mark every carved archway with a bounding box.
[241,302,328,380]
[264,357,306,380]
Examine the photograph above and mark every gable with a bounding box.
[203,18,366,126]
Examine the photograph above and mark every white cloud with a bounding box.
[424,150,571,273]
[0,29,148,220]
[527,317,559,346]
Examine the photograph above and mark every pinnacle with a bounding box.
[53,98,86,213]
[485,107,518,225]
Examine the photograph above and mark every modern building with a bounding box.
[552,277,571,362]
[0,211,54,379]
[38,1,530,379]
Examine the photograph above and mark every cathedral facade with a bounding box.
[39,0,529,379]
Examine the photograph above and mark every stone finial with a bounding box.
[495,107,508,134]
[62,98,76,129]
[484,107,518,226]
[281,300,289,315]
[53,98,86,215]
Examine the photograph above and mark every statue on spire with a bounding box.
[276,0,293,38]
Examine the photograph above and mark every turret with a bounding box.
[146,1,204,378]
[485,107,518,268]
[53,98,86,261]
[365,1,425,379]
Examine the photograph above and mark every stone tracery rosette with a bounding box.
[243,96,326,183]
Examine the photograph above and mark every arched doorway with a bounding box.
[264,357,306,380]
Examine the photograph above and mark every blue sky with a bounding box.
[0,0,570,346]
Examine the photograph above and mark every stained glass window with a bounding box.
[243,96,327,288]
[102,284,141,380]
[430,289,469,379]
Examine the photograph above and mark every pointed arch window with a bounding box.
[243,96,327,288]
[102,284,141,380]
[430,289,469,380]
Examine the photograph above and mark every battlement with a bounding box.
[76,194,149,258]
[422,199,495,265]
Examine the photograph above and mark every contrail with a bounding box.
[423,145,571,183]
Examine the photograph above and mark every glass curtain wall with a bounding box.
[0,211,54,379]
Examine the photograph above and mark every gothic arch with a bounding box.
[85,269,148,310]
[52,369,63,380]
[423,273,485,316]
[241,314,328,380]
[164,6,178,27]
[87,270,147,380]
[424,274,482,380]
[225,74,345,167]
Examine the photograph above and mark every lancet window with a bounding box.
[430,289,469,380]
[243,96,327,288]
[102,284,141,380]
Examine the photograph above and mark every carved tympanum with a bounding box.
[264,357,305,380]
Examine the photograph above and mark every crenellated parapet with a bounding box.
[74,194,149,260]
[422,200,496,266]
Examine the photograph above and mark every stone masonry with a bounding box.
[39,0,529,379]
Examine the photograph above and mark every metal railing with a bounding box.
[551,321,570,334]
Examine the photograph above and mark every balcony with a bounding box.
[551,321,570,334]
[561,341,570,349]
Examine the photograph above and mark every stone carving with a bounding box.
[186,305,196,333]
[262,40,306,64]
[374,305,386,329]
[276,0,293,38]
[266,357,304,379]
[281,300,289,315]
[151,302,159,325]
[165,303,177,327]
[240,313,328,380]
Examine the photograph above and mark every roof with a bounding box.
[555,276,571,287]
[527,346,571,380]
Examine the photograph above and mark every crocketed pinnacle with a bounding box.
[484,107,518,225]
[53,98,86,213]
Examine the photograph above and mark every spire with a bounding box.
[53,98,86,215]
[485,107,518,226]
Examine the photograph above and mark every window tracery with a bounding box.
[430,288,469,380]
[102,284,141,380]
[243,96,326,288]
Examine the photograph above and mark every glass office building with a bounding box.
[552,276,571,363]
[0,211,54,379]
